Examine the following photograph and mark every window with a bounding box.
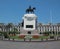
[26,25,33,28]
[28,31,31,34]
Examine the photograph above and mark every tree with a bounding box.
[6,23,14,32]
[6,23,14,40]
[13,27,18,35]
[0,23,5,32]
[43,31,50,36]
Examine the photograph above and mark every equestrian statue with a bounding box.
[26,6,36,13]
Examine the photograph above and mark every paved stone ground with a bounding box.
[0,41,60,49]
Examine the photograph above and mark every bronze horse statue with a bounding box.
[26,6,36,13]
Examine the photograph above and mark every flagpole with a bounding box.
[50,9,53,36]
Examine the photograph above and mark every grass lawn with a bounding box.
[9,36,23,40]
[9,35,49,40]
[9,34,60,40]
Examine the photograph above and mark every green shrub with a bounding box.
[3,32,9,38]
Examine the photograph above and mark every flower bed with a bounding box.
[32,35,40,39]
[9,34,16,36]
[19,35,25,39]
[43,34,49,36]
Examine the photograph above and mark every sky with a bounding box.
[0,0,60,24]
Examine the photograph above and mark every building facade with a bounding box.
[0,23,60,34]
[37,23,60,34]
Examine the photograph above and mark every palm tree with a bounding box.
[6,23,14,32]
[13,27,18,35]
[6,23,14,40]
[0,23,5,32]
[10,27,18,41]
[0,23,5,40]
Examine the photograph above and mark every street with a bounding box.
[0,40,60,49]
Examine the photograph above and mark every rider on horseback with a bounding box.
[26,6,36,13]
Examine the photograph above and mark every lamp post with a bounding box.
[56,26,58,40]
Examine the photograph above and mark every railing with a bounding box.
[0,34,60,42]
